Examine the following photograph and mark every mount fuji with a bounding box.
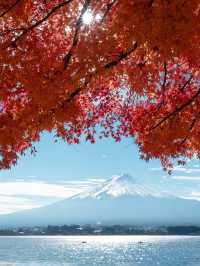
[1,174,200,227]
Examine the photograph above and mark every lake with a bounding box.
[0,235,199,265]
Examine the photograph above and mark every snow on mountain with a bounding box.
[72,174,166,199]
[0,173,200,227]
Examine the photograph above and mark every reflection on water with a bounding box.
[0,235,200,266]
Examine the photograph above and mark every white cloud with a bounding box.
[151,165,200,174]
[182,191,200,201]
[0,181,80,198]
[190,191,200,197]
[27,175,37,179]
[173,166,200,174]
[150,167,162,171]
[171,175,200,181]
[101,153,110,159]
[0,179,105,214]
[0,195,41,214]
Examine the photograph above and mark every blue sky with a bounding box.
[0,132,160,182]
[0,132,200,214]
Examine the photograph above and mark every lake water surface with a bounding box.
[0,235,200,265]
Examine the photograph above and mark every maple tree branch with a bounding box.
[64,0,91,69]
[0,0,20,18]
[162,61,167,91]
[105,42,138,69]
[10,0,74,47]
[49,42,138,117]
[62,43,138,106]
[63,0,117,69]
[0,27,25,36]
[179,74,193,92]
[156,69,193,115]
[151,87,200,130]
[156,62,167,111]
[180,113,199,145]
[99,0,118,24]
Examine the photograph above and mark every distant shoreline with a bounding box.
[0,235,199,237]
[0,225,200,236]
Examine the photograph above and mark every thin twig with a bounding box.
[0,0,20,18]
[151,87,200,130]
[46,42,138,119]
[10,0,74,47]
[64,0,91,69]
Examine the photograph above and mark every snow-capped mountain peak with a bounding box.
[1,173,200,227]
[72,173,164,199]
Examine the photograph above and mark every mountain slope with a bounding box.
[1,174,200,227]
[72,174,165,199]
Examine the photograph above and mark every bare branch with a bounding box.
[64,0,91,69]
[162,61,167,91]
[151,87,200,130]
[180,74,193,92]
[180,114,199,145]
[105,42,138,69]
[10,0,74,47]
[99,0,117,25]
[0,27,25,36]
[156,62,167,111]
[0,0,20,18]
[48,42,138,117]
[63,0,117,69]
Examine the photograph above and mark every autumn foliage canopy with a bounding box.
[1,0,200,170]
